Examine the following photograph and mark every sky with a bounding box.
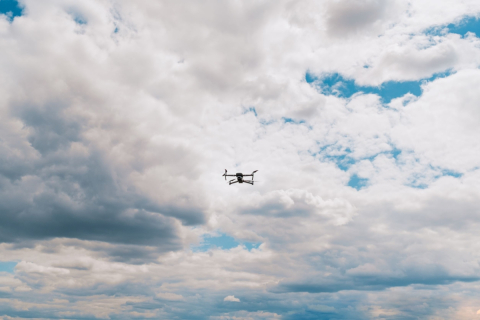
[1,0,480,319]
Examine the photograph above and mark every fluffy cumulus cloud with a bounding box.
[1,0,480,319]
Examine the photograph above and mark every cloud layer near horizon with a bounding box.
[1,0,480,319]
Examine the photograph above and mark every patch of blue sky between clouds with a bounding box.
[71,13,87,25]
[318,145,461,189]
[407,178,429,189]
[426,16,480,38]
[0,261,17,274]
[282,117,305,124]
[243,106,257,117]
[441,169,462,178]
[315,144,401,173]
[326,153,356,172]
[0,0,23,21]
[313,145,355,172]
[448,16,480,37]
[348,174,368,190]
[405,167,462,189]
[306,71,452,104]
[192,233,261,252]
[429,167,463,182]
[66,8,87,25]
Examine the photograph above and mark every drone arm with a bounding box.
[223,170,238,179]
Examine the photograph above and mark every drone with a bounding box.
[223,169,258,185]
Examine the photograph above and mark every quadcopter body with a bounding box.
[223,169,258,185]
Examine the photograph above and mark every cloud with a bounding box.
[326,0,394,37]
[0,0,209,250]
[223,295,240,302]
[308,304,336,313]
[358,40,458,84]
[1,0,480,319]
[239,189,356,225]
[156,292,184,301]
[212,310,281,319]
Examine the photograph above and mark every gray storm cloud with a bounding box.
[0,0,208,251]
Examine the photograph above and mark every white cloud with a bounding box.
[325,0,397,38]
[1,0,480,318]
[156,292,184,301]
[223,295,240,302]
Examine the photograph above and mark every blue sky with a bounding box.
[347,174,368,190]
[193,233,260,251]
[443,15,480,37]
[305,71,452,103]
[0,0,23,21]
[0,261,16,273]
